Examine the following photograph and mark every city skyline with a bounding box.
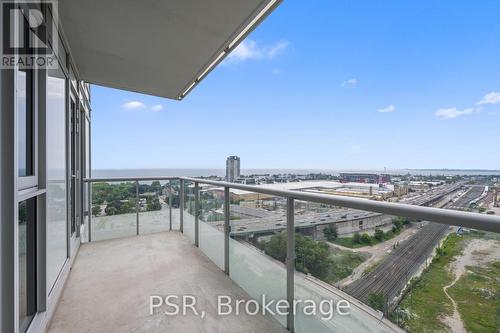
[91,1,500,170]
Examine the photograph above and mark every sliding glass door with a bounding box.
[46,65,68,294]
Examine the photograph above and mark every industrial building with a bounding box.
[340,173,391,184]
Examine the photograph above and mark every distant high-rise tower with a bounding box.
[226,156,240,182]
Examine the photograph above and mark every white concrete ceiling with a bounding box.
[59,0,280,99]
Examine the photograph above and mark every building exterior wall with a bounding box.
[340,173,391,184]
[226,156,240,182]
[0,4,90,332]
[314,215,394,240]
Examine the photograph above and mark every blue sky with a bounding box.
[92,1,500,170]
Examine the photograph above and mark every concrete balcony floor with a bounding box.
[48,232,288,333]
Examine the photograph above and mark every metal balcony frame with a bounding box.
[84,176,500,332]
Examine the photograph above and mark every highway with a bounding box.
[228,209,382,235]
[222,183,463,236]
[344,184,486,310]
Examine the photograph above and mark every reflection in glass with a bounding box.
[199,187,225,269]
[183,181,195,243]
[17,69,33,177]
[46,67,68,293]
[19,199,36,332]
[81,118,90,241]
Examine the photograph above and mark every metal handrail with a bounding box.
[84,176,500,233]
[181,177,500,233]
[84,176,177,182]
[84,175,498,332]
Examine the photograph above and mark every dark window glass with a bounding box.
[18,199,37,332]
[17,69,34,177]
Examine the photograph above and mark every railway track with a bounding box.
[345,222,449,308]
[344,184,485,311]
[451,185,485,209]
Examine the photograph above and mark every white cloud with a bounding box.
[435,107,475,119]
[226,39,289,63]
[272,68,280,75]
[227,40,261,62]
[151,104,164,112]
[476,91,500,106]
[341,78,357,88]
[488,110,500,116]
[267,41,289,58]
[377,105,395,113]
[123,101,146,110]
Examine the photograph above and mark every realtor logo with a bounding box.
[1,0,58,69]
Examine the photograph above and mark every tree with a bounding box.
[353,232,361,244]
[392,218,403,231]
[263,232,334,281]
[374,228,384,241]
[92,205,101,216]
[105,206,117,216]
[323,224,338,241]
[360,233,372,244]
[146,196,162,211]
[263,231,287,262]
[368,292,385,312]
[150,181,162,194]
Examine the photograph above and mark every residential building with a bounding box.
[226,155,240,182]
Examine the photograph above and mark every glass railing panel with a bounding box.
[91,181,137,241]
[290,184,500,333]
[169,179,181,230]
[81,182,90,243]
[183,180,195,243]
[395,220,500,333]
[138,180,170,234]
[293,201,402,332]
[229,190,288,327]
[199,185,225,270]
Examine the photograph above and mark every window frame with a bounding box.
[16,8,39,191]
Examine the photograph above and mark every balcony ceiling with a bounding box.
[58,0,280,99]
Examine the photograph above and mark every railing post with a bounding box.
[88,182,92,242]
[169,180,173,231]
[224,186,230,275]
[179,179,184,233]
[194,182,199,247]
[136,181,139,235]
[286,197,295,333]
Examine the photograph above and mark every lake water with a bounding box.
[92,168,500,178]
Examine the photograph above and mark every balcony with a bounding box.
[49,232,287,333]
[48,176,499,333]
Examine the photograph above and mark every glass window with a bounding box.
[18,199,37,333]
[82,117,90,241]
[17,69,34,177]
[46,65,68,293]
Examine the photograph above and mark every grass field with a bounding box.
[398,232,500,333]
[331,224,406,249]
[398,234,464,333]
[327,249,366,283]
[448,261,500,333]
